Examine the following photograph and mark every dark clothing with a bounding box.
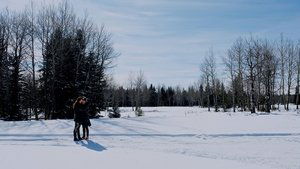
[73,122,81,140]
[82,125,89,139]
[74,104,91,126]
[73,103,91,140]
[73,122,89,140]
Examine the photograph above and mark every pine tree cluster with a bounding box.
[0,2,117,120]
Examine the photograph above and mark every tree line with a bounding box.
[106,71,228,111]
[107,35,300,114]
[0,2,117,120]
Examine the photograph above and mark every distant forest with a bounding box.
[0,2,300,121]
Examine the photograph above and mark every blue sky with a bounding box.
[1,0,300,87]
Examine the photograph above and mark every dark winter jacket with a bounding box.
[74,103,91,126]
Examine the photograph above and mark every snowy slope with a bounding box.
[1,107,300,169]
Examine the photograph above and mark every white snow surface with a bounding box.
[1,106,300,169]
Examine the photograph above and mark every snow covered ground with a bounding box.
[1,107,300,169]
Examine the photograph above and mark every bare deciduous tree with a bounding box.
[9,11,30,119]
[224,47,237,112]
[286,40,296,110]
[296,42,300,109]
[278,34,288,110]
[201,56,211,111]
[134,70,146,112]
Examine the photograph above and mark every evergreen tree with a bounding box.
[149,84,158,106]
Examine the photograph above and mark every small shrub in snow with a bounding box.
[108,106,121,118]
[135,107,144,117]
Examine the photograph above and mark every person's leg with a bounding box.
[73,125,76,140]
[82,125,86,139]
[86,126,89,139]
[73,122,81,141]
[78,123,83,140]
[82,125,89,139]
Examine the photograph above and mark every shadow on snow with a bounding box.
[76,140,106,152]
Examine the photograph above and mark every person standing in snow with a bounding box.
[73,96,91,141]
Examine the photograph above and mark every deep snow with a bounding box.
[1,107,300,169]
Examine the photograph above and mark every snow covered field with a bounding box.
[1,107,300,169]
